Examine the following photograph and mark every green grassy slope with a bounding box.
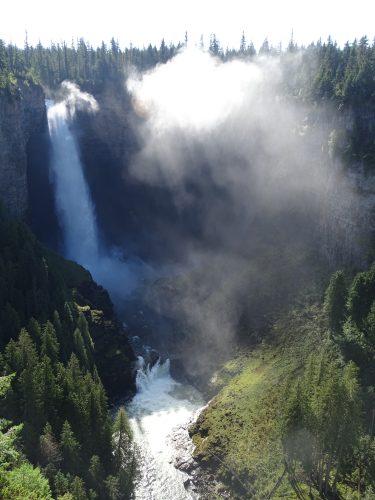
[190,308,343,499]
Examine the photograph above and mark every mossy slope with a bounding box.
[190,309,329,499]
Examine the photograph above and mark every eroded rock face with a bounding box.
[0,82,46,218]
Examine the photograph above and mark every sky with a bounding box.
[1,0,375,50]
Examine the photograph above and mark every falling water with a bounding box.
[127,357,203,499]
[47,99,99,268]
[47,96,141,298]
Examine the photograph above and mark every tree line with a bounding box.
[2,33,375,169]
[0,34,374,102]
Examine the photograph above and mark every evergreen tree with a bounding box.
[259,38,270,55]
[69,476,88,500]
[77,312,94,351]
[209,34,220,56]
[348,265,375,325]
[112,407,137,497]
[39,422,62,467]
[73,328,89,369]
[87,455,104,494]
[60,420,81,475]
[27,317,42,343]
[105,475,120,500]
[240,31,246,53]
[41,321,60,362]
[324,270,348,333]
[365,300,375,343]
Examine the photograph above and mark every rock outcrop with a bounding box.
[0,81,46,217]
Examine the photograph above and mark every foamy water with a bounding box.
[127,357,203,499]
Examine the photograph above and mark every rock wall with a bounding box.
[0,81,46,217]
[74,85,186,261]
[314,106,375,269]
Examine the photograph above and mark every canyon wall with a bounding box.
[0,81,46,218]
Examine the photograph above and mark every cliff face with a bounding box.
[0,81,46,218]
[73,84,147,254]
[314,106,375,269]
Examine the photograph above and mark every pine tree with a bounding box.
[4,328,38,373]
[105,475,120,500]
[60,420,81,475]
[324,271,348,334]
[77,312,94,351]
[87,455,104,494]
[73,328,89,369]
[41,321,60,362]
[54,470,71,498]
[209,34,220,56]
[112,408,132,470]
[112,407,137,496]
[240,31,246,54]
[259,38,270,55]
[27,317,42,343]
[348,265,375,325]
[36,356,60,426]
[39,422,62,467]
[69,476,88,500]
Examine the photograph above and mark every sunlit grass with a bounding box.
[190,309,331,498]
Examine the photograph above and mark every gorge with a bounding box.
[2,37,375,499]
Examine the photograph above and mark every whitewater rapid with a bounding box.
[127,357,203,499]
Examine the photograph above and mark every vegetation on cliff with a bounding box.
[190,264,375,498]
[0,208,137,499]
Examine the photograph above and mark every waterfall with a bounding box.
[47,99,99,269]
[126,356,203,499]
[47,101,99,268]
[135,356,171,391]
[46,88,142,300]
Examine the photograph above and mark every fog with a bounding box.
[44,50,365,379]
[128,49,325,200]
[123,48,363,377]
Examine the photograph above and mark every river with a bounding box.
[126,357,203,499]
